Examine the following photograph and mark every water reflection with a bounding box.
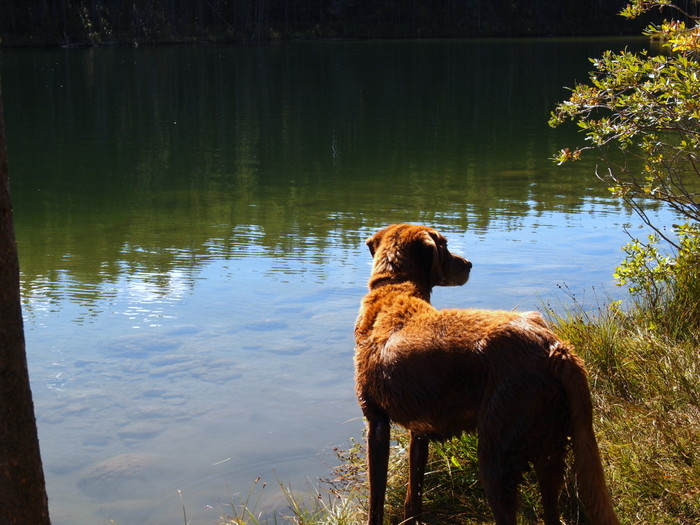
[4,39,650,300]
[0,38,665,524]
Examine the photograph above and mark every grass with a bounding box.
[215,272,699,524]
[215,471,366,525]
[541,284,700,524]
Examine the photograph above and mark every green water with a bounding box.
[0,38,666,524]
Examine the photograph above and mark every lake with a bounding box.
[0,38,671,524]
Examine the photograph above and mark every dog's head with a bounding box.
[365,224,471,289]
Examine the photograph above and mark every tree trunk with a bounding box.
[0,77,52,524]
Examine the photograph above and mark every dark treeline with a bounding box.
[0,0,653,46]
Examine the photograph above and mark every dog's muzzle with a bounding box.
[440,255,471,286]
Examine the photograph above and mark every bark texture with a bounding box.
[0,78,51,524]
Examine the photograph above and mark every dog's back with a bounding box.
[356,302,568,439]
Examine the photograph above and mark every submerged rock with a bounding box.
[78,452,162,500]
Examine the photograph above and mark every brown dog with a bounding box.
[354,224,619,525]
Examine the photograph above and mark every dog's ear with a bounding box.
[366,231,383,257]
[419,231,445,285]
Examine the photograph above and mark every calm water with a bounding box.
[1,38,670,524]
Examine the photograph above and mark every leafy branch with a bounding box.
[550,1,700,250]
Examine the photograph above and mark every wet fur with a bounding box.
[354,224,619,525]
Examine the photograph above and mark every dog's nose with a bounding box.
[458,256,472,271]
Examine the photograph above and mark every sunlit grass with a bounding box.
[543,287,700,524]
[215,471,365,525]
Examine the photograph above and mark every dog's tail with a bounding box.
[548,341,620,525]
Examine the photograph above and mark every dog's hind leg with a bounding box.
[404,432,429,524]
[366,414,391,525]
[533,450,566,525]
[477,389,527,525]
[477,441,521,525]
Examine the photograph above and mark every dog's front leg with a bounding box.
[404,432,429,524]
[367,415,390,525]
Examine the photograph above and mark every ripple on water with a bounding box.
[103,333,182,358]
